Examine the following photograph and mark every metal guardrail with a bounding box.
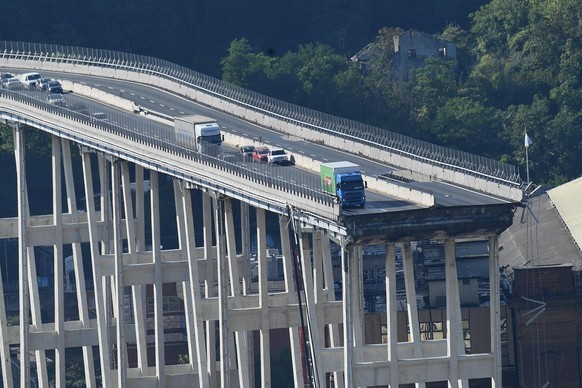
[0,41,523,188]
[0,88,336,209]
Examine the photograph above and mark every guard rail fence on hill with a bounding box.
[0,41,525,200]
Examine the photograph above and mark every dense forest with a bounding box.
[1,0,582,185]
[218,0,582,186]
[0,0,485,76]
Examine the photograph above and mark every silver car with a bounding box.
[0,72,15,83]
[47,93,66,106]
[36,77,53,90]
[3,78,22,90]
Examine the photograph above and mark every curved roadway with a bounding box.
[1,67,510,211]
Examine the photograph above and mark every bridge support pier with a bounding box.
[0,124,509,388]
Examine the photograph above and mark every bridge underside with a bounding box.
[345,204,515,245]
[0,127,511,387]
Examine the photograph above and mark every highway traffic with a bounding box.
[1,67,511,211]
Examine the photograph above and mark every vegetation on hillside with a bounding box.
[1,0,581,186]
[0,0,485,78]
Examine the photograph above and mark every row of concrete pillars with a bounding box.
[3,127,501,387]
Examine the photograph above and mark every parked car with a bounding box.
[46,93,66,106]
[240,145,255,157]
[36,77,53,90]
[46,80,63,94]
[251,146,269,162]
[268,147,290,165]
[2,78,22,90]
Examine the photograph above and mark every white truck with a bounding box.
[18,72,42,89]
[174,115,223,153]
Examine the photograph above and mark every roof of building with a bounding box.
[548,176,582,252]
[498,181,582,272]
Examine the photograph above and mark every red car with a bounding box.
[251,147,269,162]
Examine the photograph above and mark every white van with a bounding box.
[18,72,42,89]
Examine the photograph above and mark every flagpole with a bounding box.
[525,140,530,185]
[524,131,532,185]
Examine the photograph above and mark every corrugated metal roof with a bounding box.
[498,192,582,272]
[548,177,582,254]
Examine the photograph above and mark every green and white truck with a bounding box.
[320,161,366,207]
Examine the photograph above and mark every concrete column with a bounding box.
[239,202,251,291]
[256,207,271,387]
[173,180,197,369]
[385,243,399,388]
[341,243,354,387]
[299,233,324,385]
[225,198,250,387]
[350,245,364,359]
[240,202,254,387]
[15,124,30,388]
[62,140,96,387]
[15,127,49,388]
[112,161,127,386]
[0,255,13,387]
[444,238,464,388]
[150,171,166,386]
[213,195,231,388]
[312,232,325,353]
[134,165,146,252]
[82,151,113,387]
[489,236,502,388]
[98,155,115,370]
[402,241,425,388]
[27,245,49,388]
[52,136,65,388]
[120,161,148,373]
[202,193,217,386]
[279,215,303,387]
[321,234,344,388]
[182,186,210,387]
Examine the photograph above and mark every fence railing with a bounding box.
[0,41,523,188]
[0,89,336,211]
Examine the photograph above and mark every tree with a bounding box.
[434,97,502,157]
[405,58,459,139]
[221,38,272,89]
[500,96,554,183]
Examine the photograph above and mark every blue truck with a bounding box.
[320,161,366,207]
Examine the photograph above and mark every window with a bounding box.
[147,296,182,314]
[417,321,444,341]
[439,47,447,57]
[463,319,471,353]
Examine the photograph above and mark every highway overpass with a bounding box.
[0,41,520,387]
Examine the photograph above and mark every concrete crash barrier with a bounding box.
[59,80,140,113]
[52,78,439,209]
[226,132,435,208]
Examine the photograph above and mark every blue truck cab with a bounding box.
[320,161,366,207]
